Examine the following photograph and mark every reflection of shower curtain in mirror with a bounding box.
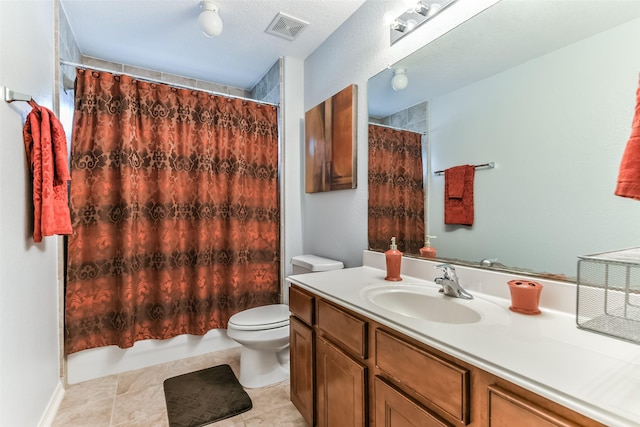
[65,69,280,354]
[368,124,425,254]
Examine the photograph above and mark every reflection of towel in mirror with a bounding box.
[616,79,640,200]
[445,165,475,226]
[23,102,72,242]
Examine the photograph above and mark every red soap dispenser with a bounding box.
[419,235,437,258]
[385,237,403,281]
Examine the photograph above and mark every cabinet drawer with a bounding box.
[375,329,470,424]
[488,385,577,427]
[374,376,451,427]
[289,285,314,325]
[317,299,367,359]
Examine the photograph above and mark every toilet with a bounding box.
[226,255,344,388]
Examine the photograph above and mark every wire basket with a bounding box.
[577,248,640,344]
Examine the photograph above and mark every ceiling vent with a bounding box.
[265,12,309,41]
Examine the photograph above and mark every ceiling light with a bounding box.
[199,1,223,37]
[391,69,408,91]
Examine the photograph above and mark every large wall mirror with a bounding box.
[368,0,640,280]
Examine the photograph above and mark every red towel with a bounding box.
[23,101,72,242]
[444,165,475,226]
[616,78,640,200]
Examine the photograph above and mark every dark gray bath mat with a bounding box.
[163,364,252,427]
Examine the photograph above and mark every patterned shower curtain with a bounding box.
[65,69,280,354]
[368,124,425,254]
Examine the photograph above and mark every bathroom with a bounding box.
[2,0,640,426]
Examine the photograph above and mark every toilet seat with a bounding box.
[228,304,290,331]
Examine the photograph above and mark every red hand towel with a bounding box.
[445,165,475,226]
[616,79,640,199]
[23,103,72,242]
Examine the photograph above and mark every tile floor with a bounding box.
[52,347,307,427]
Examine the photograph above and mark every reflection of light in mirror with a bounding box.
[382,11,396,27]
[429,3,442,16]
[391,68,408,91]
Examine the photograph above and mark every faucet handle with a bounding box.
[434,263,458,281]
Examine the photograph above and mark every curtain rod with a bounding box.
[59,60,279,107]
[368,121,426,135]
[433,162,495,175]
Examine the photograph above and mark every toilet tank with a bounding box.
[291,255,344,274]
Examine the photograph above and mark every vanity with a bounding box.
[286,251,640,427]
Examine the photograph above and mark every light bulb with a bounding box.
[199,1,223,37]
[390,19,407,33]
[415,2,430,16]
[391,69,408,91]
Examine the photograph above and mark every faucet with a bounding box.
[434,264,474,300]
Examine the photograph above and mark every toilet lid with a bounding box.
[228,304,290,331]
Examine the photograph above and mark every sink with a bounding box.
[361,284,487,324]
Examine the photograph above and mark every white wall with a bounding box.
[0,1,63,425]
[281,56,305,285]
[429,17,640,277]
[303,0,499,267]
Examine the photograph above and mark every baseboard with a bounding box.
[38,381,65,427]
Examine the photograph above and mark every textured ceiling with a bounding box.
[60,0,368,90]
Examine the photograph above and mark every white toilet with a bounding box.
[226,255,344,388]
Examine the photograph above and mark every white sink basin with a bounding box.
[361,283,500,324]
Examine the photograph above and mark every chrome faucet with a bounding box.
[434,264,473,300]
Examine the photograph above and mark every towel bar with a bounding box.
[434,162,495,175]
[3,86,31,103]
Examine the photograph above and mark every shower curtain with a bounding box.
[368,124,425,254]
[65,69,280,354]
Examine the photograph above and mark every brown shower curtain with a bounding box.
[368,124,425,254]
[65,69,280,354]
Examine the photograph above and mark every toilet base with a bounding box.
[238,345,290,388]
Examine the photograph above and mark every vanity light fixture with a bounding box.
[199,0,223,37]
[389,0,457,45]
[391,68,408,91]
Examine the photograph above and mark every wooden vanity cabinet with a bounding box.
[290,316,314,425]
[374,376,450,427]
[289,284,604,427]
[487,385,576,427]
[316,336,367,427]
[375,329,469,425]
[289,285,368,427]
[289,286,315,425]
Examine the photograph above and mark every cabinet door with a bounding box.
[375,377,451,427]
[488,385,578,427]
[290,316,314,426]
[316,336,367,427]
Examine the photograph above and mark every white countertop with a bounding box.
[287,254,640,427]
